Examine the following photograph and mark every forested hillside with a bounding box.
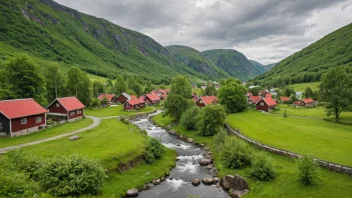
[253,23,352,87]
[165,45,231,80]
[0,0,211,83]
[201,49,265,80]
[249,60,268,74]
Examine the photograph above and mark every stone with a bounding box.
[222,174,249,191]
[146,183,154,189]
[69,135,80,141]
[199,158,212,166]
[169,177,174,180]
[216,183,221,188]
[165,172,170,176]
[180,135,184,139]
[160,177,166,181]
[206,164,214,169]
[204,146,210,151]
[229,188,249,198]
[214,177,220,184]
[153,179,161,185]
[192,178,201,186]
[204,154,212,159]
[126,188,138,197]
[187,138,194,143]
[202,177,214,185]
[200,144,205,147]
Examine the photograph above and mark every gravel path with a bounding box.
[0,116,101,154]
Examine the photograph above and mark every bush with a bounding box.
[212,129,228,152]
[298,156,317,185]
[197,104,227,136]
[7,150,43,179]
[221,138,252,168]
[180,106,200,130]
[120,117,130,125]
[92,98,101,108]
[143,138,165,164]
[250,153,276,181]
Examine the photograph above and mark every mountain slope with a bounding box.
[263,63,276,71]
[201,49,263,80]
[249,60,267,74]
[0,0,207,82]
[165,45,231,80]
[253,23,352,87]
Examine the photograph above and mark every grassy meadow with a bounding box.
[84,106,154,118]
[289,82,320,92]
[152,114,352,198]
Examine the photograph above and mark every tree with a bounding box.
[145,81,156,93]
[127,78,144,96]
[44,63,66,102]
[180,106,200,130]
[4,54,47,105]
[283,108,287,118]
[164,94,191,121]
[218,81,247,113]
[93,81,105,96]
[298,156,317,185]
[319,67,352,120]
[204,86,217,96]
[249,87,261,96]
[304,87,314,98]
[282,86,295,97]
[66,67,93,106]
[112,75,127,95]
[170,76,192,98]
[197,104,226,136]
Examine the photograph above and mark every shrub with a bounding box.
[120,117,130,125]
[92,98,101,107]
[7,150,43,179]
[298,156,317,185]
[180,106,200,130]
[212,129,228,152]
[221,138,252,168]
[250,153,276,181]
[283,108,287,118]
[197,104,227,136]
[143,138,165,164]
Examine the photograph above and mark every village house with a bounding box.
[117,93,133,104]
[196,96,218,107]
[279,96,291,103]
[248,95,262,105]
[0,98,47,137]
[46,97,85,122]
[124,98,146,111]
[98,94,118,105]
[144,94,161,105]
[259,90,270,97]
[246,92,253,98]
[293,98,316,108]
[255,97,277,112]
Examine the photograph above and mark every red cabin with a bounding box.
[248,96,262,105]
[124,99,146,111]
[117,93,132,104]
[279,96,290,103]
[196,96,218,107]
[46,97,85,122]
[294,98,315,107]
[98,94,118,105]
[144,94,161,105]
[255,97,277,112]
[0,98,47,137]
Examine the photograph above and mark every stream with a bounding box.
[131,111,228,198]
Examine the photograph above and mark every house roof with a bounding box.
[199,96,218,105]
[130,95,137,100]
[250,96,262,103]
[259,90,269,95]
[121,93,131,99]
[126,99,144,106]
[302,98,314,104]
[0,98,47,119]
[53,97,85,111]
[145,94,160,101]
[246,92,253,96]
[257,97,277,107]
[265,93,272,98]
[293,100,302,105]
[98,94,116,101]
[280,96,290,101]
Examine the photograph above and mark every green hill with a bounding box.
[201,49,264,80]
[165,45,231,80]
[0,0,209,82]
[253,23,352,87]
[249,60,268,74]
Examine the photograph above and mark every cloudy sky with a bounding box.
[55,0,352,64]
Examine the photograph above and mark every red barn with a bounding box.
[255,97,277,112]
[124,99,146,111]
[0,98,47,137]
[98,94,117,104]
[144,94,160,105]
[249,96,262,105]
[47,97,85,122]
[196,96,218,107]
[117,93,132,104]
[279,96,290,103]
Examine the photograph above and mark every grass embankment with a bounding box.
[0,118,93,148]
[152,113,352,198]
[84,106,154,118]
[23,118,176,197]
[289,82,320,92]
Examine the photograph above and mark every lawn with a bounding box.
[0,118,93,148]
[289,82,320,92]
[152,114,352,198]
[87,73,108,84]
[227,110,352,166]
[84,106,154,118]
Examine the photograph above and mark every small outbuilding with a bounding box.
[294,98,316,108]
[196,96,218,107]
[98,94,117,105]
[117,93,132,104]
[46,97,85,122]
[255,97,277,112]
[279,96,290,103]
[124,99,146,111]
[248,95,262,105]
[0,98,47,137]
[144,94,161,105]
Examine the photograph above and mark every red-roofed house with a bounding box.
[124,99,146,111]
[196,96,218,107]
[294,98,316,107]
[248,96,262,105]
[259,90,270,96]
[144,94,161,105]
[47,97,85,122]
[0,98,47,136]
[255,97,277,112]
[246,92,253,97]
[130,95,137,100]
[265,93,272,98]
[279,96,291,103]
[98,94,117,104]
[117,93,132,104]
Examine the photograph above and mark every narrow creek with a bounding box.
[131,111,228,198]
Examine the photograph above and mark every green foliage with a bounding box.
[304,87,314,99]
[102,96,108,105]
[180,106,200,130]
[120,117,130,125]
[43,62,66,102]
[127,78,144,96]
[319,67,352,120]
[250,153,276,181]
[298,156,317,185]
[218,80,247,113]
[249,87,261,96]
[92,98,101,107]
[282,86,296,97]
[204,85,218,96]
[93,81,105,96]
[220,138,252,168]
[212,129,228,152]
[283,109,287,118]
[143,138,165,164]
[170,76,192,98]
[66,66,93,106]
[164,94,192,121]
[197,104,227,136]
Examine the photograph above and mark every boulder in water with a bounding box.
[199,158,212,165]
[202,177,214,185]
[192,178,201,186]
[229,188,249,198]
[126,188,138,197]
[153,179,161,185]
[207,164,214,169]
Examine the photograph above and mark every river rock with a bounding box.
[192,178,201,186]
[214,177,220,184]
[204,146,210,151]
[165,172,170,176]
[222,174,249,191]
[126,188,138,197]
[202,177,214,185]
[153,179,161,185]
[206,164,214,169]
[160,177,166,181]
[199,158,212,165]
[187,138,194,143]
[229,188,249,198]
[204,154,212,159]
[69,135,80,141]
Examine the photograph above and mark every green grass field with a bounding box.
[84,106,154,118]
[289,82,320,92]
[87,73,109,83]
[152,114,352,198]
[0,118,93,148]
[227,110,352,166]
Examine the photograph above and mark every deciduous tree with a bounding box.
[197,104,226,136]
[218,81,247,113]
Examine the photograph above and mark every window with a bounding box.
[21,118,27,124]
[0,123,2,131]
[77,110,82,114]
[56,102,60,107]
[260,102,264,106]
[70,111,75,116]
[36,116,42,123]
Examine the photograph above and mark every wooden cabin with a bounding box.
[46,97,85,122]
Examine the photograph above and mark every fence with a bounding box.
[225,124,352,175]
